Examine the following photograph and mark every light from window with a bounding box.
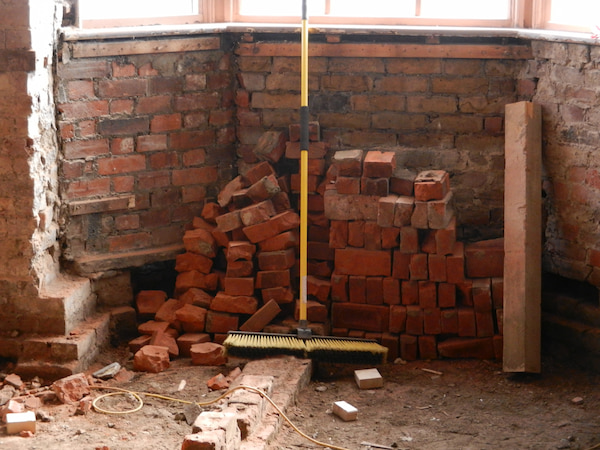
[420,0,510,20]
[328,0,415,17]
[550,0,600,28]
[238,0,326,16]
[79,0,198,20]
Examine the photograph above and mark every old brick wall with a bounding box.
[57,35,237,275]
[529,40,600,287]
[235,34,533,242]
[0,0,64,334]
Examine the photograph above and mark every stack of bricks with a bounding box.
[324,149,504,362]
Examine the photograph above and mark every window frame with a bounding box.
[74,0,595,36]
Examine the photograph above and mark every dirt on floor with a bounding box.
[1,345,599,450]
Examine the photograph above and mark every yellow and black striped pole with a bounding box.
[298,0,311,339]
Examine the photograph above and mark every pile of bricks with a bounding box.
[129,122,505,362]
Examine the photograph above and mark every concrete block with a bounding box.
[5,410,36,435]
[332,401,358,421]
[354,368,383,389]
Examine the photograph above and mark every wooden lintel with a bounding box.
[68,195,136,216]
[235,42,532,59]
[72,36,221,58]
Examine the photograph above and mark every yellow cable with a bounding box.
[89,384,351,450]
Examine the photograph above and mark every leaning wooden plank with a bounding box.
[72,36,221,58]
[503,101,542,373]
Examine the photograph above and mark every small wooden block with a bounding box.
[332,400,358,421]
[354,368,383,389]
[5,411,36,434]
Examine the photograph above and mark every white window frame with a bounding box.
[75,0,596,35]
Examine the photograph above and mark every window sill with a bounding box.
[61,22,598,46]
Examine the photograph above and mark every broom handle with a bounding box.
[299,0,309,326]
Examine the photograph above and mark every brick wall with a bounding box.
[57,35,237,274]
[529,40,600,287]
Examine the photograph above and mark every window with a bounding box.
[539,0,600,32]
[78,0,204,28]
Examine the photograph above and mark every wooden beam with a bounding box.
[235,42,532,59]
[503,101,542,373]
[71,36,221,58]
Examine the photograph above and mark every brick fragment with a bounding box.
[133,345,170,373]
[226,260,255,277]
[217,175,245,207]
[261,286,294,304]
[183,228,217,258]
[201,202,223,223]
[179,288,213,308]
[226,241,256,262]
[258,230,298,251]
[177,333,211,357]
[243,210,300,243]
[150,330,179,358]
[52,373,90,404]
[175,252,213,274]
[136,290,167,315]
[175,304,208,333]
[190,342,227,366]
[215,209,242,232]
[324,189,380,221]
[243,161,276,185]
[239,200,276,226]
[253,130,287,163]
[289,121,320,142]
[285,141,329,159]
[295,300,328,322]
[138,320,170,335]
[155,298,185,326]
[205,311,239,333]
[437,337,495,359]
[307,275,332,303]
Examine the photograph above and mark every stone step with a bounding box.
[14,311,112,382]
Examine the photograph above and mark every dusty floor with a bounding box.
[1,346,599,450]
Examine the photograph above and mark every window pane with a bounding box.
[80,0,198,20]
[420,0,510,19]
[329,0,415,17]
[239,0,326,16]
[550,0,600,27]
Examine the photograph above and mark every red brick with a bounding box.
[258,248,295,271]
[285,141,329,159]
[428,254,447,282]
[307,276,331,303]
[246,174,281,203]
[289,121,320,142]
[205,311,239,333]
[223,277,255,296]
[58,100,109,120]
[401,280,419,305]
[406,305,423,335]
[201,202,222,224]
[295,300,328,323]
[176,252,213,274]
[177,333,211,357]
[335,248,391,276]
[136,290,167,315]
[211,292,258,315]
[336,176,361,194]
[107,232,152,252]
[173,166,218,186]
[242,161,276,185]
[382,277,400,305]
[226,241,256,262]
[414,170,450,201]
[472,278,492,312]
[438,283,456,308]
[418,335,438,359]
[308,193,325,212]
[261,286,294,304]
[381,333,399,362]
[258,230,298,252]
[255,270,290,289]
[137,134,168,152]
[400,334,418,361]
[365,276,383,305]
[389,305,407,333]
[441,308,459,334]
[456,280,473,306]
[458,308,477,337]
[308,241,335,260]
[464,238,504,278]
[138,320,170,335]
[309,224,330,243]
[136,95,171,115]
[323,189,380,222]
[253,130,287,164]
[225,260,254,278]
[329,220,348,249]
[64,138,110,160]
[418,281,437,308]
[437,337,495,359]
[393,196,414,227]
[491,277,504,309]
[272,191,292,213]
[330,273,348,302]
[189,342,227,366]
[475,311,495,337]
[129,335,152,353]
[134,345,170,373]
[331,303,389,332]
[347,221,365,247]
[239,200,276,227]
[381,227,400,249]
[361,177,389,196]
[183,228,217,258]
[290,173,319,193]
[428,191,454,230]
[423,308,442,335]
[392,251,411,280]
[243,210,300,243]
[151,113,181,133]
[435,216,457,255]
[446,242,466,283]
[178,288,213,309]
[175,304,208,333]
[240,299,282,332]
[332,149,364,176]
[410,200,428,229]
[155,298,185,327]
[175,271,219,293]
[349,276,366,304]
[364,222,382,250]
[363,151,396,178]
[409,253,428,280]
[399,227,419,254]
[390,168,416,196]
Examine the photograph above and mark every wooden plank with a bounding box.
[72,36,221,58]
[68,195,135,216]
[235,42,532,59]
[503,101,542,373]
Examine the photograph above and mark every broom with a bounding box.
[224,0,388,365]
